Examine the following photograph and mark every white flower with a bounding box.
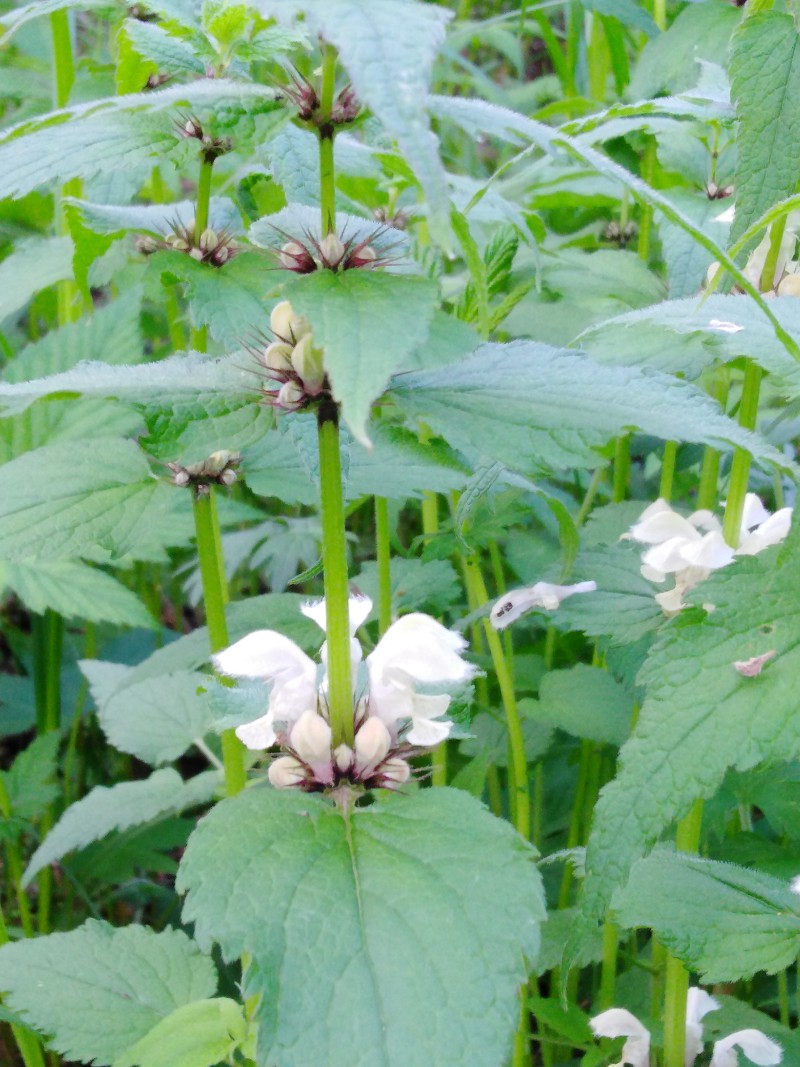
[490,580,597,630]
[630,496,792,613]
[685,987,720,1064]
[590,1007,650,1067]
[366,614,476,745]
[213,596,474,785]
[710,1030,782,1067]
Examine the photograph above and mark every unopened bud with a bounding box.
[334,744,354,773]
[264,341,294,374]
[270,300,311,342]
[279,240,315,273]
[290,711,333,765]
[268,755,307,789]
[354,717,391,773]
[135,235,159,255]
[167,235,190,251]
[380,757,411,788]
[778,273,800,297]
[210,244,232,266]
[348,243,376,269]
[277,380,305,410]
[199,228,218,253]
[188,247,204,262]
[706,261,722,288]
[181,117,203,139]
[319,232,345,268]
[291,333,325,394]
[332,84,360,124]
[219,468,237,486]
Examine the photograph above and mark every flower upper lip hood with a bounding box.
[212,595,476,767]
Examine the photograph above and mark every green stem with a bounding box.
[722,361,762,548]
[759,216,787,293]
[422,465,447,787]
[32,610,61,934]
[587,14,609,102]
[638,140,656,263]
[0,774,34,938]
[465,558,530,841]
[195,157,213,237]
[193,489,247,796]
[612,434,630,502]
[317,402,354,749]
[318,45,338,236]
[50,11,75,107]
[576,465,606,527]
[777,969,790,1028]
[374,497,392,636]
[598,921,620,1009]
[696,372,730,511]
[659,440,678,501]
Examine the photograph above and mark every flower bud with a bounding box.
[354,717,391,773]
[279,240,316,273]
[180,116,203,139]
[291,333,325,394]
[277,380,305,410]
[320,232,346,268]
[778,273,800,297]
[347,243,376,270]
[188,247,204,262]
[210,244,232,266]
[380,757,411,789]
[268,755,307,789]
[264,341,294,374]
[334,743,354,773]
[199,228,218,253]
[219,467,237,486]
[290,710,333,765]
[270,300,311,342]
[135,235,159,255]
[705,261,721,288]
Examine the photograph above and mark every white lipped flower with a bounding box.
[490,580,597,630]
[213,594,476,790]
[629,495,792,613]
[590,989,782,1067]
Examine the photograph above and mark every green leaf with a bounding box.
[82,664,216,765]
[0,236,74,322]
[576,526,800,953]
[0,560,155,628]
[115,998,247,1067]
[612,850,800,981]
[67,196,241,238]
[535,664,634,746]
[0,437,191,563]
[259,0,452,245]
[121,19,207,78]
[22,768,219,885]
[390,340,790,474]
[0,921,217,1066]
[1,733,60,822]
[178,786,544,1067]
[729,12,800,246]
[0,0,113,40]
[355,557,462,616]
[284,269,439,443]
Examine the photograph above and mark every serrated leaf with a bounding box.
[121,19,207,77]
[575,525,800,955]
[0,236,74,322]
[356,557,461,616]
[259,0,452,245]
[0,437,190,563]
[0,561,155,628]
[22,768,220,885]
[612,850,800,981]
[284,269,438,442]
[0,921,217,1066]
[729,12,800,247]
[115,997,247,1067]
[1,733,60,822]
[68,196,241,237]
[390,340,791,474]
[178,786,544,1067]
[535,665,633,746]
[83,665,216,765]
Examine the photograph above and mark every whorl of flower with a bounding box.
[272,224,400,275]
[175,113,232,162]
[280,69,360,128]
[146,221,236,268]
[258,300,328,412]
[212,594,476,792]
[628,495,792,613]
[167,450,240,495]
[491,580,597,630]
[590,990,782,1067]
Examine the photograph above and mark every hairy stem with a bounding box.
[318,402,354,748]
[318,44,338,236]
[374,497,392,636]
[193,489,247,796]
[195,157,214,237]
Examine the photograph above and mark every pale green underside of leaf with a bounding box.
[0,80,278,200]
[729,12,800,245]
[23,768,220,885]
[0,437,194,563]
[256,0,453,245]
[284,270,439,442]
[0,922,217,1065]
[390,340,790,474]
[579,293,800,395]
[83,664,217,766]
[122,18,207,77]
[115,997,247,1067]
[0,0,114,41]
[612,849,800,981]
[575,526,800,953]
[0,236,74,322]
[68,196,241,238]
[0,560,155,628]
[178,786,544,1067]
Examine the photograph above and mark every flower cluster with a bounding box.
[176,114,232,162]
[281,70,360,127]
[591,988,782,1067]
[277,229,380,274]
[490,580,597,630]
[260,300,328,412]
[167,450,240,495]
[213,595,476,792]
[629,495,792,613]
[136,223,236,268]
